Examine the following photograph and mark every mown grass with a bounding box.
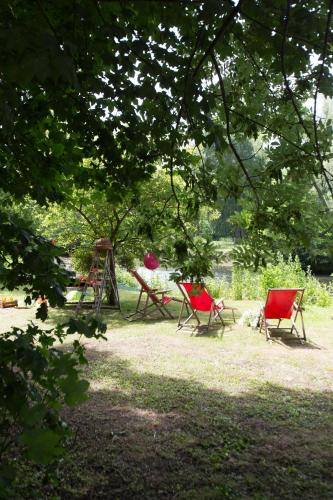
[2,289,333,498]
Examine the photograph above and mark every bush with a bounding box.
[259,254,306,296]
[303,274,332,307]
[231,267,244,300]
[205,276,231,299]
[115,266,138,288]
[70,247,93,274]
[206,254,331,307]
[241,269,261,300]
[225,267,261,300]
[0,318,106,496]
[260,254,331,307]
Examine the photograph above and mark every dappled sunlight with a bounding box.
[2,292,333,498]
[60,351,333,498]
[3,290,333,497]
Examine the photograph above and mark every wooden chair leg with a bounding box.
[216,310,225,326]
[262,315,270,341]
[178,300,185,327]
[162,304,174,319]
[135,289,143,313]
[259,313,263,332]
[207,310,213,330]
[178,310,195,329]
[300,310,306,341]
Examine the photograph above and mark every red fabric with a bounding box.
[180,283,214,312]
[264,289,299,319]
[161,296,172,305]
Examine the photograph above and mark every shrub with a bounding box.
[259,254,331,307]
[205,276,231,299]
[0,318,106,496]
[115,266,138,288]
[259,254,306,296]
[231,267,244,300]
[70,247,93,274]
[205,254,331,307]
[241,270,261,300]
[303,274,331,307]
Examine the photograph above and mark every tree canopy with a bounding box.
[1,0,332,225]
[1,1,333,489]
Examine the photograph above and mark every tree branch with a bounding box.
[240,8,322,51]
[68,202,100,235]
[228,108,316,156]
[280,0,312,142]
[192,0,244,79]
[312,0,333,198]
[211,52,259,205]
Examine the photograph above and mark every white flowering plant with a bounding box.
[238,309,260,328]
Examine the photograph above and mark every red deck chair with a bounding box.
[258,288,306,342]
[177,282,236,331]
[127,269,182,320]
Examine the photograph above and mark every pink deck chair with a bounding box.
[127,269,182,320]
[259,288,306,342]
[177,282,236,331]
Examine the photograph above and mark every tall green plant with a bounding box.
[231,267,243,300]
[0,318,106,496]
[259,254,306,296]
[206,254,331,307]
[259,255,330,306]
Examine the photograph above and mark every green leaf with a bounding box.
[59,376,90,406]
[20,429,63,464]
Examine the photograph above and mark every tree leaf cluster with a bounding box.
[0,318,106,495]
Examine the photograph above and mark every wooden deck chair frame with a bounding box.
[177,282,236,332]
[258,288,306,342]
[126,269,182,320]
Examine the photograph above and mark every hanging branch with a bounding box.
[168,2,244,262]
[210,52,260,206]
[240,145,263,162]
[233,32,279,104]
[227,108,317,156]
[312,0,333,198]
[312,179,331,211]
[280,0,312,142]
[240,8,322,51]
[67,201,100,235]
[167,28,206,261]
[192,0,244,79]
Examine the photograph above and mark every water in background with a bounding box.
[136,265,233,290]
[136,267,177,289]
[137,265,331,287]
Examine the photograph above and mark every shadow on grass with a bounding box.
[178,320,236,339]
[271,336,323,350]
[47,289,241,334]
[262,329,323,350]
[45,349,333,500]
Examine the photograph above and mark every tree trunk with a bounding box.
[107,248,119,307]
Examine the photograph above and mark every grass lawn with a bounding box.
[2,290,333,499]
